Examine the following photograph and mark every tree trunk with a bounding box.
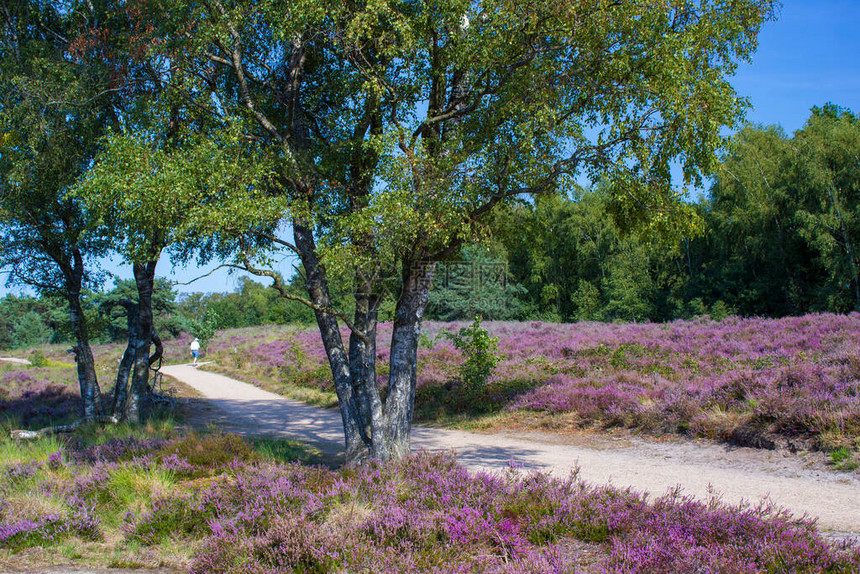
[293,222,434,464]
[150,331,163,369]
[112,345,135,417]
[293,220,373,462]
[126,261,157,423]
[64,248,102,419]
[111,300,138,418]
[68,293,102,419]
[349,282,386,460]
[382,260,435,460]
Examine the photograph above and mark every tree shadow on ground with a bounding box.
[0,382,80,429]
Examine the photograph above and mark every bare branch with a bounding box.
[206,0,285,143]
[250,230,300,253]
[171,263,236,287]
[230,254,370,343]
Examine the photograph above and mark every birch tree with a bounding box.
[0,0,116,420]
[89,0,776,461]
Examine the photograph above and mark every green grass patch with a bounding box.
[107,467,176,508]
[277,384,338,408]
[830,447,859,471]
[0,433,64,466]
[158,433,255,467]
[251,437,324,465]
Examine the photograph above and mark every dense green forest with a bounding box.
[3,103,858,349]
[501,105,860,321]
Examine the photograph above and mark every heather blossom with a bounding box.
[206,314,860,452]
[1,434,857,572]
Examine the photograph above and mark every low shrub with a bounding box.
[1,431,858,572]
[0,510,101,551]
[830,447,859,471]
[158,433,256,469]
[205,315,860,454]
[0,372,79,429]
[444,316,501,405]
[130,494,210,545]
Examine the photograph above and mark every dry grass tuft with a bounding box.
[3,492,67,522]
[323,500,374,536]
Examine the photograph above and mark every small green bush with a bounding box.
[445,316,501,402]
[131,495,209,545]
[190,309,220,353]
[830,447,859,471]
[29,350,49,368]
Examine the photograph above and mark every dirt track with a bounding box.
[0,357,32,365]
[160,364,860,537]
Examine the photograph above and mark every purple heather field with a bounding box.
[2,435,859,573]
[205,313,860,452]
[0,369,79,429]
[2,314,860,572]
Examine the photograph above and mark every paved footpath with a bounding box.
[161,364,860,536]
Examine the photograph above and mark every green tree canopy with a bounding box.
[705,104,860,315]
[77,0,776,461]
[0,0,123,418]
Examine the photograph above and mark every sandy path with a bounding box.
[160,364,860,536]
[0,357,32,365]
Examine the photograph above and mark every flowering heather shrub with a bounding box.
[205,326,333,391]
[46,450,64,470]
[3,460,43,484]
[0,370,80,428]
[204,314,860,451]
[66,465,113,504]
[598,491,859,574]
[0,510,101,551]
[65,436,167,464]
[179,452,860,573]
[130,494,210,544]
[159,453,195,474]
[1,431,858,572]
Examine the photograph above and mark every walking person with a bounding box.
[189,338,201,366]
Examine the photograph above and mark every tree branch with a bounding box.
[205,0,285,143]
[230,254,369,343]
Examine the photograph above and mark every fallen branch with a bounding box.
[10,415,120,440]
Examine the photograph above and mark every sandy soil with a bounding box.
[159,364,860,539]
[0,357,32,365]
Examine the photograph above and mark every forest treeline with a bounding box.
[4,104,857,349]
[465,103,860,322]
[500,104,860,322]
[0,277,311,350]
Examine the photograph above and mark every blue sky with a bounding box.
[731,0,860,133]
[4,1,859,297]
